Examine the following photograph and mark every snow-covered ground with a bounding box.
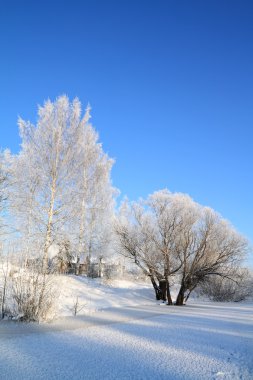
[0,276,253,379]
[56,275,155,316]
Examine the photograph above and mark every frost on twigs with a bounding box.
[68,296,87,316]
[8,96,116,275]
[9,263,58,322]
[115,189,250,305]
[198,268,253,302]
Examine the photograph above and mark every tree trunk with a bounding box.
[1,275,7,319]
[175,285,185,305]
[75,257,80,275]
[150,276,162,300]
[164,253,173,305]
[159,279,167,301]
[166,281,173,305]
[43,227,51,273]
[77,196,86,274]
[43,176,57,273]
[185,285,196,303]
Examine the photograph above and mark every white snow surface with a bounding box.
[56,275,155,315]
[0,275,253,380]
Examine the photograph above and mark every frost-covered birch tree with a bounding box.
[73,113,116,273]
[8,96,116,272]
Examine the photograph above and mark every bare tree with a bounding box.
[114,190,193,302]
[115,199,163,300]
[174,207,248,305]
[115,190,249,305]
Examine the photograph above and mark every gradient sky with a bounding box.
[0,1,252,262]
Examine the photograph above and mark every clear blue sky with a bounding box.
[0,1,252,262]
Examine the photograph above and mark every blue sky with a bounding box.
[0,1,252,262]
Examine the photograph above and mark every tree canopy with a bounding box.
[115,189,248,305]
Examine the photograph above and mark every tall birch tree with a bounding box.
[74,114,116,273]
[8,96,116,272]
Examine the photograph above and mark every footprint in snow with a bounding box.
[214,371,226,378]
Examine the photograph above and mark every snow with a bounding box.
[0,276,253,379]
[56,275,155,315]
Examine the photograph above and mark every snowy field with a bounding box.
[0,276,253,380]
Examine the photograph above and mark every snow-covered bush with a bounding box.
[0,255,11,319]
[9,264,58,322]
[197,269,253,302]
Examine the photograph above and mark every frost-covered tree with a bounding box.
[0,153,8,237]
[115,190,197,303]
[173,206,248,304]
[8,96,116,272]
[73,109,116,273]
[198,267,253,302]
[7,147,41,262]
[115,189,249,305]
